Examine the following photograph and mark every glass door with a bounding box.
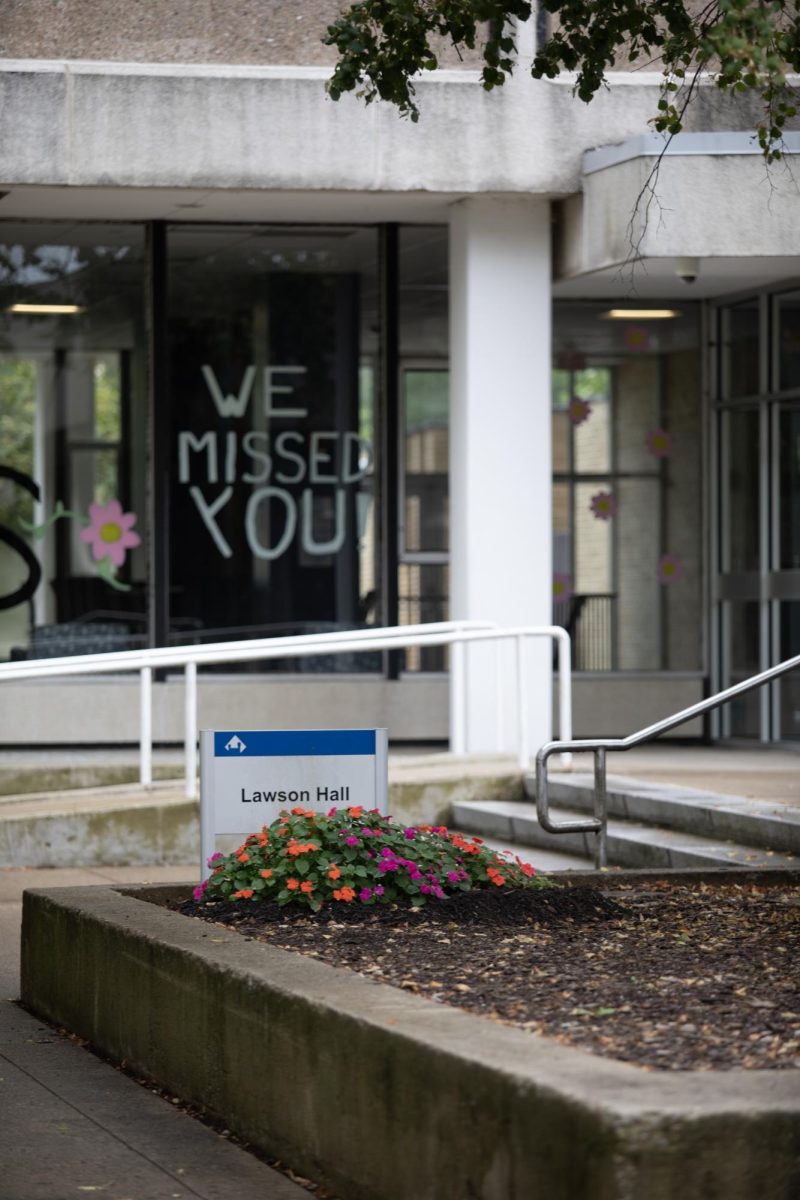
[714,288,800,743]
[772,403,800,740]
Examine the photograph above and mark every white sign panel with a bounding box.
[200,728,388,875]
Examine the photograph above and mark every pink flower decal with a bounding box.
[568,397,592,426]
[590,491,617,521]
[658,554,684,584]
[646,429,673,459]
[553,573,573,603]
[80,499,141,567]
[624,326,650,352]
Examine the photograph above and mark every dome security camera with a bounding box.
[675,256,700,284]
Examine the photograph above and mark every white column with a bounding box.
[449,197,552,755]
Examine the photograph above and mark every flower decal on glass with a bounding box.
[658,554,684,584]
[80,499,141,567]
[568,397,592,426]
[21,497,141,592]
[624,325,650,352]
[646,428,673,459]
[553,573,573,603]
[590,491,617,521]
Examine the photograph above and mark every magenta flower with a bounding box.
[345,836,360,846]
[658,554,684,584]
[193,880,209,901]
[646,429,673,459]
[80,499,141,567]
[359,887,372,902]
[568,397,592,426]
[404,828,417,840]
[207,852,224,867]
[373,885,384,896]
[590,491,617,521]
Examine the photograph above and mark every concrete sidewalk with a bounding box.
[0,865,313,1200]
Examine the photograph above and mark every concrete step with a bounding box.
[452,798,800,870]
[0,759,525,867]
[0,782,198,867]
[479,834,592,873]
[524,771,800,855]
[0,759,185,797]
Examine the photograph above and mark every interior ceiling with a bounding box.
[1,187,797,301]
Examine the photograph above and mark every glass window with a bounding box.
[722,299,760,400]
[776,290,800,393]
[778,601,800,740]
[552,303,702,671]
[397,228,449,669]
[779,408,800,570]
[402,369,448,554]
[166,225,380,658]
[725,601,761,737]
[722,408,760,573]
[0,224,146,662]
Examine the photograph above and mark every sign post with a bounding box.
[199,728,389,876]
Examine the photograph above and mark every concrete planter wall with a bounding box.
[21,884,800,1200]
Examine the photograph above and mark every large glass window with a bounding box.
[552,304,702,671]
[0,224,146,661]
[397,227,449,671]
[166,225,380,663]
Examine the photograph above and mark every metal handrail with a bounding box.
[535,650,800,869]
[2,619,573,797]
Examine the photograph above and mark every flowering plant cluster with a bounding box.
[195,805,549,913]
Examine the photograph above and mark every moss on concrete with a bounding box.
[20,885,800,1200]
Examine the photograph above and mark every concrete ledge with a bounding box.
[20,883,800,1200]
[0,763,523,867]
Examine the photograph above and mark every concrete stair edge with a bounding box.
[522,772,800,855]
[451,798,799,871]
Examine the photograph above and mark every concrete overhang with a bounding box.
[0,59,776,216]
[554,132,800,298]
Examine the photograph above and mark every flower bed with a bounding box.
[20,869,800,1200]
[196,805,547,911]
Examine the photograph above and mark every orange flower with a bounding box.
[233,888,254,899]
[347,806,363,818]
[291,806,306,815]
[286,878,300,890]
[287,840,320,857]
[518,861,535,878]
[328,864,341,880]
[300,881,314,894]
[237,853,250,863]
[333,886,355,902]
[490,874,506,887]
[260,869,273,879]
[279,826,292,837]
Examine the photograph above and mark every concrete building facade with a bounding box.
[0,6,798,750]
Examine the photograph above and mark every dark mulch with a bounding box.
[176,879,800,1072]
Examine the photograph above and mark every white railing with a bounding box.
[1,620,573,796]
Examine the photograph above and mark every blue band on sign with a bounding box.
[213,729,377,757]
